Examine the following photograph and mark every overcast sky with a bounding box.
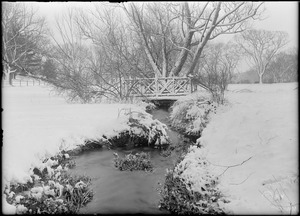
[27,1,298,48]
[253,2,298,48]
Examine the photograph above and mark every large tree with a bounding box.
[121,2,264,78]
[2,2,47,84]
[235,29,289,84]
[195,42,240,103]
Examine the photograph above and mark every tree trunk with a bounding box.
[170,31,194,76]
[9,73,14,85]
[170,2,195,77]
[4,63,14,85]
[186,2,221,76]
[134,5,162,77]
[259,74,263,84]
[143,42,162,77]
[161,39,168,77]
[187,42,206,76]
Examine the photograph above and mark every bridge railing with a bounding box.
[124,77,194,98]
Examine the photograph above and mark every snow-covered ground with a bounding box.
[2,82,298,214]
[2,85,151,187]
[182,83,298,214]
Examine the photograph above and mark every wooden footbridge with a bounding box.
[124,77,204,102]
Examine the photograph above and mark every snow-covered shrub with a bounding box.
[113,152,153,172]
[4,154,93,214]
[159,169,225,214]
[141,101,157,112]
[170,92,217,139]
[128,111,169,145]
[109,109,169,148]
[159,146,227,214]
[16,204,28,214]
[59,173,93,211]
[128,99,157,113]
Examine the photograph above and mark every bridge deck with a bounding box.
[142,95,184,101]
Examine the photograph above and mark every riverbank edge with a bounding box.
[158,96,230,214]
[2,106,170,214]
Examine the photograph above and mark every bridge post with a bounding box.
[172,77,175,94]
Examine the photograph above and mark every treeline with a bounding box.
[2,2,297,103]
[233,49,298,84]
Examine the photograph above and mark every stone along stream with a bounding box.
[68,108,184,214]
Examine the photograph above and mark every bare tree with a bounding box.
[49,7,141,102]
[49,9,96,103]
[120,2,264,79]
[195,42,240,103]
[75,4,155,100]
[265,48,298,83]
[235,29,289,84]
[2,2,47,84]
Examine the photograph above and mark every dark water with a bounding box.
[69,109,181,214]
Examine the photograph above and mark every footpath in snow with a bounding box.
[180,83,298,214]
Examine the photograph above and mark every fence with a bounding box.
[2,79,47,87]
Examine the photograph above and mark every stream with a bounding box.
[68,109,183,214]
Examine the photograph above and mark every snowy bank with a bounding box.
[181,82,298,214]
[169,91,217,139]
[2,85,168,193]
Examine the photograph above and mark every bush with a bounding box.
[110,109,170,148]
[140,100,157,112]
[4,154,93,214]
[159,146,228,214]
[113,152,153,172]
[159,169,226,214]
[170,92,217,139]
